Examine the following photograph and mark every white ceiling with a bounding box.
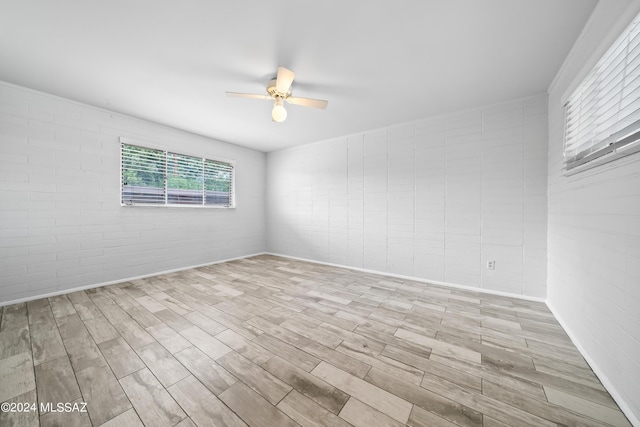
[0,0,598,152]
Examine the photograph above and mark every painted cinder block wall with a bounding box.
[546,0,640,424]
[266,94,548,298]
[0,82,266,305]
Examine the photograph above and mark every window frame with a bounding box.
[119,137,236,208]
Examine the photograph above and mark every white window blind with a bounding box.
[167,152,205,205]
[121,142,234,207]
[564,14,640,173]
[204,159,234,206]
[121,144,166,204]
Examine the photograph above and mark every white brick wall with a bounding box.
[0,82,266,304]
[546,1,640,424]
[266,94,549,298]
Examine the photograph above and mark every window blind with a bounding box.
[564,14,640,173]
[121,144,166,204]
[204,159,233,206]
[121,142,234,207]
[167,152,205,205]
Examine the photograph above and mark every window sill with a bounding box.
[121,203,236,209]
[563,140,640,176]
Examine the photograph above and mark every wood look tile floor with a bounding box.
[0,255,632,427]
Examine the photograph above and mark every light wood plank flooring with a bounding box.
[0,255,632,426]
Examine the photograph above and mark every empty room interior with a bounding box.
[1,1,640,426]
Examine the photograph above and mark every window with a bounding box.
[564,13,640,174]
[121,140,234,207]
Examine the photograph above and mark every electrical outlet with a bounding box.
[486,260,496,270]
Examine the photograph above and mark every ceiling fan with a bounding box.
[226,66,328,123]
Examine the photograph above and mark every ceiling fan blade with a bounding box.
[286,96,328,109]
[276,66,295,94]
[226,92,271,100]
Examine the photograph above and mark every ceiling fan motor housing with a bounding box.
[267,78,291,98]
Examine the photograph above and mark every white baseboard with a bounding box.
[547,301,639,427]
[265,252,546,303]
[0,252,266,308]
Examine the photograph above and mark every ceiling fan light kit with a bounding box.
[227,66,328,123]
[272,97,287,122]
